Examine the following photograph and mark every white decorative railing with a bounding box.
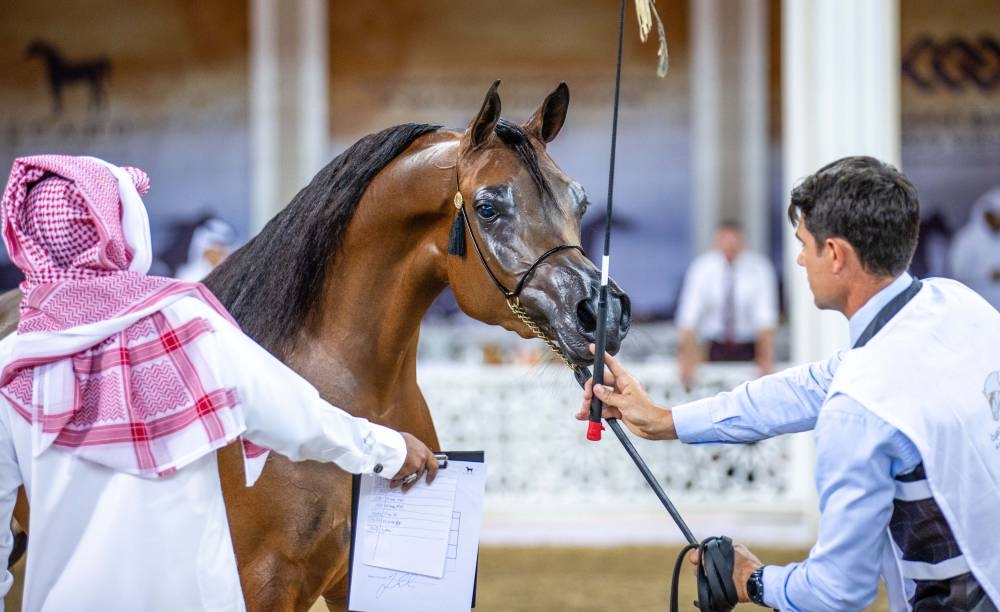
[417,324,817,546]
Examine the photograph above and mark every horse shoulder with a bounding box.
[0,289,22,340]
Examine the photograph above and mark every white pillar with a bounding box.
[781,0,900,533]
[782,0,900,363]
[691,0,770,254]
[249,0,329,234]
[691,0,722,253]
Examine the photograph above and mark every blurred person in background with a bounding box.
[175,215,238,281]
[674,220,778,390]
[949,187,1000,311]
[579,157,1000,611]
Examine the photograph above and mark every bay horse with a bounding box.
[3,82,630,610]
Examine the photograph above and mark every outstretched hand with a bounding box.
[574,345,677,440]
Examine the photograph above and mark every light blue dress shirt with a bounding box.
[672,272,921,611]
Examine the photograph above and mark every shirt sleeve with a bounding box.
[0,403,22,605]
[672,352,842,444]
[753,257,779,331]
[761,393,921,611]
[674,257,704,331]
[180,299,407,479]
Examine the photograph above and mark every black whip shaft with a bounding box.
[605,418,698,545]
[589,0,627,432]
[588,286,610,427]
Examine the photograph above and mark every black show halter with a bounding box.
[447,172,585,366]
[448,174,583,302]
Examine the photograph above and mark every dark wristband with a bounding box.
[747,565,767,606]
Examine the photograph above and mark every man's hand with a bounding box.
[687,542,763,603]
[574,347,677,440]
[390,433,439,492]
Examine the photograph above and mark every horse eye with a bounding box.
[475,203,499,221]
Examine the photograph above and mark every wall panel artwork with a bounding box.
[901,0,1000,278]
[0,0,250,286]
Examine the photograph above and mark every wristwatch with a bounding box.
[746,565,766,606]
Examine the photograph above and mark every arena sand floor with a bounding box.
[5,546,889,610]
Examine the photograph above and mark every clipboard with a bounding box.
[349,450,485,611]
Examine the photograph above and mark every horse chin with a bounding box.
[547,327,596,367]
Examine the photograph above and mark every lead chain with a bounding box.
[506,298,576,369]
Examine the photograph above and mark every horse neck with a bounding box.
[290,134,458,421]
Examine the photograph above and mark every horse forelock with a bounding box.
[493,119,556,203]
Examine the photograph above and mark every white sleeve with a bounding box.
[674,257,704,331]
[179,300,407,479]
[0,403,22,605]
[753,257,779,330]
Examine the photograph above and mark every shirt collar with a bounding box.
[848,271,913,346]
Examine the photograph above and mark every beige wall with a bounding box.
[327,0,690,137]
[0,0,252,251]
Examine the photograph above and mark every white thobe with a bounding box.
[0,296,407,611]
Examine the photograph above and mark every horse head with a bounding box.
[24,40,53,60]
[446,81,631,364]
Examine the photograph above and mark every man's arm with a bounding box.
[749,394,916,611]
[177,300,436,487]
[675,260,705,391]
[579,350,841,443]
[753,256,779,376]
[753,328,775,376]
[671,351,840,444]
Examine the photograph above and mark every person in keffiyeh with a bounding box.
[0,155,439,611]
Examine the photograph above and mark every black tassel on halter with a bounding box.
[448,209,467,256]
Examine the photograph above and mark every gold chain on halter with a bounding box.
[506,297,576,369]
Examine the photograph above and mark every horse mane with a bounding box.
[204,123,442,355]
[204,118,553,357]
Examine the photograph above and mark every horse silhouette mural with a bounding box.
[24,40,111,115]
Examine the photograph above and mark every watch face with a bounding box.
[747,568,764,603]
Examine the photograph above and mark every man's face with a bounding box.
[715,228,744,263]
[795,221,837,310]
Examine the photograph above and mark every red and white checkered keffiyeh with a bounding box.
[0,155,267,480]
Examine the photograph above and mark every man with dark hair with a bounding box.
[579,156,1000,610]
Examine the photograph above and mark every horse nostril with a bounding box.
[618,293,632,335]
[576,298,598,334]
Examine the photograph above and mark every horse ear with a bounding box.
[467,80,502,149]
[523,82,569,144]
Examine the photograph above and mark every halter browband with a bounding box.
[451,171,583,302]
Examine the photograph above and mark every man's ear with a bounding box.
[827,237,853,275]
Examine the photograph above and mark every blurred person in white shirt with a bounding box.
[949,187,1000,311]
[674,220,778,390]
[176,216,238,282]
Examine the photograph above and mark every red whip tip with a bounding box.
[586,421,605,441]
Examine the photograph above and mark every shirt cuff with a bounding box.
[671,397,720,444]
[364,423,407,479]
[762,563,794,610]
